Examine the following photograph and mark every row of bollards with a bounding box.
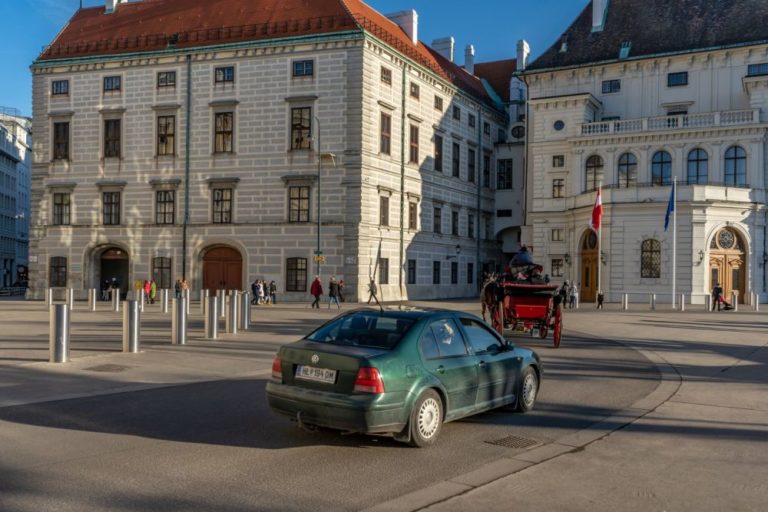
[49,288,252,363]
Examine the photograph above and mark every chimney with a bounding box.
[516,39,530,71]
[464,45,475,74]
[432,37,455,62]
[386,10,419,46]
[105,0,129,14]
[592,0,609,31]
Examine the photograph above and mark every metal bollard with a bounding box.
[205,296,219,339]
[184,289,190,315]
[218,290,227,319]
[139,289,145,313]
[239,291,251,331]
[49,304,70,363]
[122,300,141,353]
[161,289,169,313]
[574,295,579,309]
[112,290,120,312]
[88,288,97,311]
[201,289,209,316]
[650,293,656,310]
[66,288,75,310]
[172,297,188,345]
[705,294,711,311]
[226,291,239,334]
[680,293,685,312]
[622,293,628,310]
[46,287,54,307]
[732,292,738,312]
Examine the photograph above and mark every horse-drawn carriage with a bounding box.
[481,264,564,349]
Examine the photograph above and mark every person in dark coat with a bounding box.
[712,283,724,311]
[366,278,380,306]
[328,276,341,309]
[310,276,323,309]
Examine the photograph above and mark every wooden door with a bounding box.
[709,229,746,304]
[203,247,242,291]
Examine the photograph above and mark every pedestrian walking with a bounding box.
[269,280,277,305]
[558,280,569,307]
[712,283,724,311]
[569,283,578,309]
[328,276,341,309]
[149,279,157,304]
[310,276,323,309]
[143,279,151,304]
[366,278,381,306]
[174,279,182,299]
[257,280,266,305]
[338,279,345,303]
[101,279,110,301]
[251,279,259,305]
[597,290,604,310]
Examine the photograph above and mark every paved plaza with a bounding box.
[0,298,765,511]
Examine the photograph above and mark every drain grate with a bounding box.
[485,435,541,449]
[83,364,131,373]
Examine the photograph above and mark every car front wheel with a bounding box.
[516,367,538,413]
[408,390,443,447]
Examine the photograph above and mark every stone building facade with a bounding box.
[29,0,510,301]
[521,0,768,304]
[0,109,31,287]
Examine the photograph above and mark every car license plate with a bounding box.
[295,365,337,384]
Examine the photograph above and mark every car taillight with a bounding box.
[354,367,385,394]
[271,355,282,382]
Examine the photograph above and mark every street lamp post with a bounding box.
[315,116,322,277]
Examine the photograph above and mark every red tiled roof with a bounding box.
[39,0,498,108]
[474,59,517,102]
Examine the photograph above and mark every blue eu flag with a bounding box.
[664,184,675,232]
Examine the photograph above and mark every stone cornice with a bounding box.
[570,125,767,147]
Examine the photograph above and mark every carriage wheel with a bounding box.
[552,305,563,348]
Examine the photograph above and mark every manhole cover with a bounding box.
[83,364,131,373]
[485,435,541,449]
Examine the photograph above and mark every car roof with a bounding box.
[345,306,476,319]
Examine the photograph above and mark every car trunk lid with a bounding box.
[279,340,388,394]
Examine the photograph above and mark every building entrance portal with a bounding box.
[580,230,598,303]
[100,248,129,299]
[709,228,746,304]
[203,246,243,291]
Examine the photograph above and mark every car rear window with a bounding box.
[306,312,416,349]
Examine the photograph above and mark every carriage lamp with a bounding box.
[600,251,608,265]
[698,250,705,263]
[564,253,571,265]
[446,244,461,260]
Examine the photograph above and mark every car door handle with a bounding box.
[436,365,445,374]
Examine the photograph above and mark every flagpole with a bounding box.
[597,184,602,301]
[672,177,677,309]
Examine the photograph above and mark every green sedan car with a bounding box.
[266,308,542,447]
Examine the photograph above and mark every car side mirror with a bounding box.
[504,339,515,351]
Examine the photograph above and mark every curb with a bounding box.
[362,331,683,512]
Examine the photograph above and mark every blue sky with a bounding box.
[1,0,587,116]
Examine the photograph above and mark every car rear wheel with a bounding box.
[516,367,538,413]
[408,390,443,447]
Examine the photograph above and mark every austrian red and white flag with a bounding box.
[589,187,603,232]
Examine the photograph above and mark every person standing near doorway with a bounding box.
[569,282,578,309]
[712,282,723,311]
[310,276,323,309]
[269,280,277,305]
[597,290,604,310]
[149,279,157,304]
[174,279,182,299]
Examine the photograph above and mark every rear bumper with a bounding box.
[266,382,407,434]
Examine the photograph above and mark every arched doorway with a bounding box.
[100,247,129,299]
[709,228,746,303]
[203,246,243,291]
[580,230,598,302]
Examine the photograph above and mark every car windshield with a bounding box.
[306,312,416,349]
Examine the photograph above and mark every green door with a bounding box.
[419,318,478,417]
[459,317,518,407]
